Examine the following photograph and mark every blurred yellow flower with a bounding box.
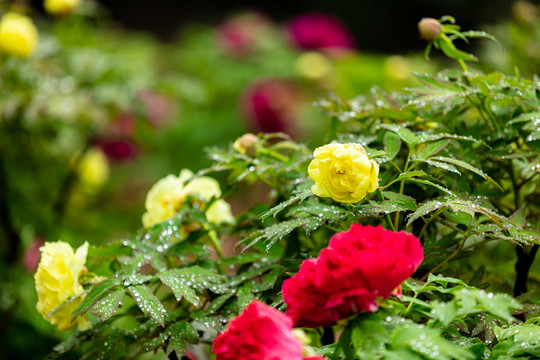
[35,241,91,331]
[295,51,333,80]
[0,13,38,58]
[77,147,109,193]
[142,169,234,227]
[44,0,82,16]
[308,143,379,203]
[233,133,258,155]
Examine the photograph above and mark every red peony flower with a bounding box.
[282,224,423,328]
[286,13,355,53]
[240,79,301,134]
[213,299,304,360]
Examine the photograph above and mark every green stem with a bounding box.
[377,189,396,232]
[418,207,444,240]
[420,236,469,281]
[393,149,412,230]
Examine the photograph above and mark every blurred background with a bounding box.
[1,0,540,358]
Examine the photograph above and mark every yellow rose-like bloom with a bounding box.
[44,0,82,16]
[35,241,91,331]
[308,143,379,203]
[142,169,234,227]
[0,13,38,58]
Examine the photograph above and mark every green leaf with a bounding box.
[416,139,451,159]
[391,325,475,359]
[430,156,502,190]
[417,158,461,175]
[236,286,254,310]
[379,124,418,146]
[384,131,402,160]
[460,30,499,44]
[90,288,126,322]
[407,178,453,195]
[129,285,167,326]
[260,189,312,219]
[72,276,125,321]
[166,321,199,357]
[382,191,417,211]
[158,271,201,307]
[438,36,478,62]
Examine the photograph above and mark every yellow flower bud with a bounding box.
[308,143,379,203]
[44,0,82,16]
[0,13,38,58]
[142,169,234,227]
[34,241,91,331]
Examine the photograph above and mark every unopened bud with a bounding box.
[418,18,441,41]
[233,133,259,156]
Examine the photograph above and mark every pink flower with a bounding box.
[286,13,355,53]
[213,300,303,360]
[282,224,423,328]
[217,12,270,57]
[22,237,45,272]
[240,79,301,134]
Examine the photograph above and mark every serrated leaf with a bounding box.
[384,131,402,160]
[90,288,126,322]
[129,285,167,326]
[406,199,448,226]
[72,276,125,321]
[382,191,417,211]
[158,271,201,307]
[260,189,312,219]
[236,286,254,310]
[391,325,475,359]
[166,321,199,357]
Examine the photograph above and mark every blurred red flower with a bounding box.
[286,13,355,53]
[217,12,270,57]
[240,79,301,134]
[213,299,303,360]
[282,224,423,328]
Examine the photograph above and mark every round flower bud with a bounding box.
[233,133,259,156]
[0,13,38,58]
[418,18,441,41]
[44,0,82,16]
[34,241,91,331]
[308,143,379,203]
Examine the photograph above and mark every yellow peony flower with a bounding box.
[35,241,91,331]
[142,169,234,227]
[44,0,82,16]
[0,13,38,58]
[142,174,185,227]
[308,143,379,203]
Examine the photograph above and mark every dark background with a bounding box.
[83,0,529,52]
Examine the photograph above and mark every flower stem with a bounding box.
[377,189,396,232]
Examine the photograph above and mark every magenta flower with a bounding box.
[286,13,355,52]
